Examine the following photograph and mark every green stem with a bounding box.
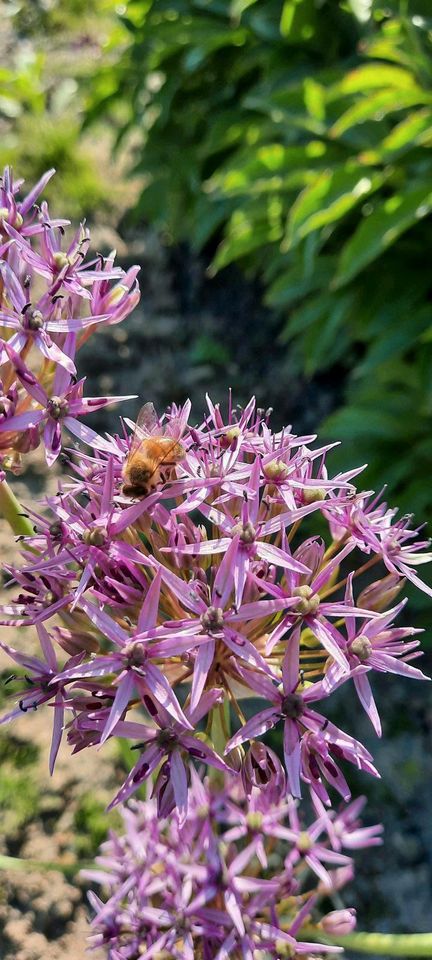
[0,853,89,880]
[323,932,432,957]
[208,697,231,786]
[0,479,33,537]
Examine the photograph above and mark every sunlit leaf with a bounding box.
[334,184,432,287]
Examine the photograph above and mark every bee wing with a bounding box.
[129,402,159,457]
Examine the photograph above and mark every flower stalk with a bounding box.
[0,479,34,536]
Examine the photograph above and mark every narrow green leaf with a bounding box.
[330,63,420,96]
[285,166,384,247]
[334,184,432,287]
[330,88,431,138]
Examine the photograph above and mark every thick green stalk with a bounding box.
[0,479,34,537]
[322,932,432,957]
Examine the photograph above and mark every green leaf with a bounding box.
[303,77,325,122]
[285,166,385,247]
[324,405,405,440]
[330,88,431,138]
[265,256,335,308]
[334,184,432,287]
[330,63,420,96]
[355,307,432,375]
[379,108,432,156]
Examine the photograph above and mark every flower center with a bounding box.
[281,693,304,719]
[264,458,289,482]
[47,396,69,420]
[124,641,146,667]
[52,251,70,271]
[23,308,44,331]
[350,635,372,661]
[302,486,326,504]
[296,830,312,853]
[83,527,108,547]
[293,585,320,615]
[200,606,224,634]
[232,520,256,543]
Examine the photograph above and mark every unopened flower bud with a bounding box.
[358,573,405,612]
[242,742,286,800]
[321,908,357,936]
[54,627,99,656]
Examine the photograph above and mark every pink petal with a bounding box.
[283,719,302,798]
[190,639,215,714]
[100,672,135,744]
[170,749,188,825]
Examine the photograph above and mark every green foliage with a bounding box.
[73,793,119,858]
[0,733,41,835]
[1,0,128,219]
[87,0,432,520]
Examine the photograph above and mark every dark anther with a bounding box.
[16,535,25,541]
[19,699,38,712]
[51,294,64,304]
[23,275,31,288]
[321,718,329,731]
[130,741,146,751]
[143,694,158,717]
[21,302,32,314]
[243,491,248,501]
[132,763,149,783]
[4,674,17,685]
[59,225,65,235]
[24,675,35,686]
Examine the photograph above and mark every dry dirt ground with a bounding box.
[0,456,112,960]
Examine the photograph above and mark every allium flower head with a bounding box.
[1,393,429,821]
[83,773,370,959]
[0,166,139,471]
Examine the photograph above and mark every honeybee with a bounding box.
[122,402,186,498]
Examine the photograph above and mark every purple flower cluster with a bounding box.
[84,772,376,960]
[0,166,139,472]
[0,393,429,814]
[1,167,431,958]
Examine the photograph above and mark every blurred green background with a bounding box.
[2,0,432,946]
[3,0,432,522]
